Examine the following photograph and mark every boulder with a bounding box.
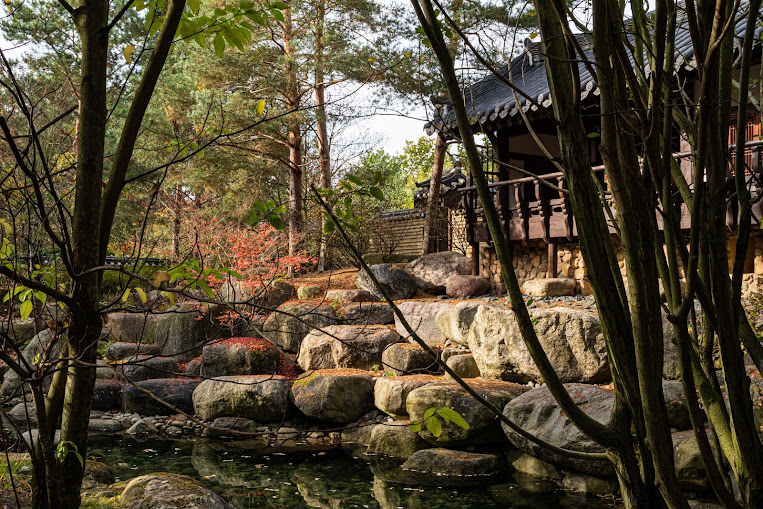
[381,343,438,376]
[325,289,378,302]
[341,422,377,457]
[107,313,159,344]
[521,278,576,297]
[96,359,117,379]
[663,380,692,430]
[0,318,46,343]
[184,357,203,377]
[366,421,431,458]
[342,302,394,325]
[507,450,563,481]
[201,338,280,378]
[153,303,209,362]
[88,418,122,433]
[445,354,480,379]
[374,375,442,419]
[407,379,528,445]
[445,275,491,298]
[354,264,417,301]
[192,375,292,422]
[434,301,480,347]
[467,305,610,383]
[673,430,721,492]
[406,252,471,294]
[663,312,681,380]
[122,378,200,416]
[126,419,158,436]
[104,342,160,361]
[502,383,614,476]
[203,417,258,438]
[1,329,62,400]
[115,355,179,382]
[394,300,453,346]
[261,303,337,353]
[120,473,234,509]
[562,471,618,494]
[290,369,375,424]
[297,325,401,371]
[92,380,123,411]
[85,460,116,485]
[249,280,294,310]
[6,401,36,428]
[397,448,506,486]
[296,285,323,300]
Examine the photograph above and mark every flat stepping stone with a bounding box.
[399,448,506,486]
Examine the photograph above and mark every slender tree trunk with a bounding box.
[283,7,303,265]
[172,184,181,259]
[315,0,332,271]
[422,135,446,255]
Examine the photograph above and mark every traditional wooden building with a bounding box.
[425,22,763,296]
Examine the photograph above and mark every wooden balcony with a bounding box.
[461,143,763,247]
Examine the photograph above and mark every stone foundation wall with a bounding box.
[479,232,763,297]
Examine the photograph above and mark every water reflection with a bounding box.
[88,437,618,508]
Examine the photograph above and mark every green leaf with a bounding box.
[369,187,384,201]
[187,0,200,14]
[408,420,422,433]
[526,298,534,306]
[266,214,285,231]
[426,415,443,437]
[271,8,284,22]
[270,1,289,8]
[347,174,363,185]
[213,32,225,57]
[530,31,538,39]
[323,220,335,234]
[135,287,148,304]
[423,407,436,420]
[123,45,135,65]
[20,299,32,320]
[587,132,599,139]
[436,408,470,430]
[198,280,215,299]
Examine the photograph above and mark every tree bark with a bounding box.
[315,0,332,271]
[422,134,446,255]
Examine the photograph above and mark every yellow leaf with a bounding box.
[0,220,11,236]
[368,57,376,62]
[135,287,148,304]
[124,44,135,65]
[162,291,176,305]
[404,51,412,58]
[152,270,170,289]
[121,288,130,303]
[256,99,265,117]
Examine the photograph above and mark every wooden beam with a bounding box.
[547,241,558,278]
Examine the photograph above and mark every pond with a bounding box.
[88,436,620,509]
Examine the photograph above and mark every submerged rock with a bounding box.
[398,448,506,486]
[120,472,234,509]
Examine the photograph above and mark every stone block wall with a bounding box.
[479,232,763,297]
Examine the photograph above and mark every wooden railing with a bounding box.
[461,143,763,248]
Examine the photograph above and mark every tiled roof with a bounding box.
[425,4,762,136]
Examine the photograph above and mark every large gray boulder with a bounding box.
[107,313,159,344]
[1,329,61,400]
[92,380,123,411]
[122,378,200,416]
[467,305,610,383]
[502,383,614,476]
[406,252,471,294]
[381,343,438,376]
[290,369,375,424]
[325,289,377,302]
[663,380,692,430]
[250,280,294,310]
[0,318,46,343]
[261,303,337,353]
[120,473,234,509]
[445,354,480,379]
[407,379,528,446]
[434,301,481,347]
[297,325,401,371]
[104,342,160,361]
[354,264,417,301]
[192,375,292,422]
[116,355,178,382]
[200,339,280,378]
[396,448,506,486]
[342,302,394,325]
[394,300,453,346]
[374,375,442,419]
[153,304,209,362]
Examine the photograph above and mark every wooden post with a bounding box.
[547,241,558,278]
[472,242,480,276]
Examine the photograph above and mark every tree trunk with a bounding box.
[172,183,181,259]
[422,134,446,255]
[283,7,303,265]
[315,0,332,271]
